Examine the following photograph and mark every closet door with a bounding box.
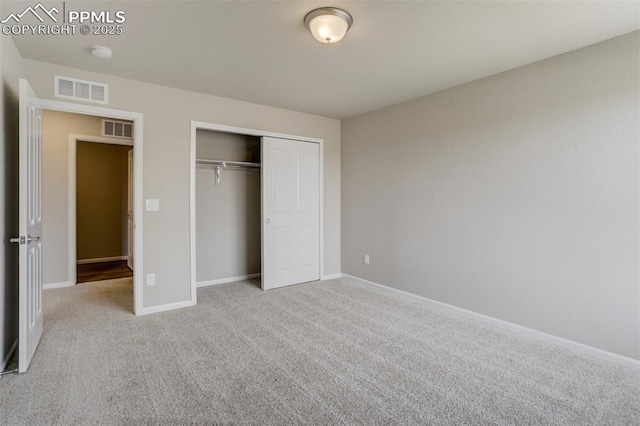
[262,137,320,290]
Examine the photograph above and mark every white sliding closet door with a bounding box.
[261,137,320,290]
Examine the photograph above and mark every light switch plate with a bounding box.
[146,199,160,211]
[146,273,155,286]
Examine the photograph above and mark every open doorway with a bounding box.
[40,108,140,313]
[75,139,133,283]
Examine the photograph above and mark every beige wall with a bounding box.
[23,59,341,308]
[41,110,105,284]
[196,130,261,163]
[0,31,22,367]
[196,131,261,282]
[341,32,640,360]
[77,142,130,261]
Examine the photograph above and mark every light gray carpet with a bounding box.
[1,276,638,425]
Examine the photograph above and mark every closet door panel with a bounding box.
[298,150,316,214]
[272,148,295,218]
[295,227,316,267]
[294,142,319,275]
[262,137,320,290]
[272,227,293,271]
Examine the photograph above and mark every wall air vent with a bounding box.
[54,75,108,104]
[102,119,133,139]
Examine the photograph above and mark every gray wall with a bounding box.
[23,58,341,308]
[76,142,130,261]
[341,32,640,360]
[196,130,261,282]
[41,110,107,284]
[0,34,22,367]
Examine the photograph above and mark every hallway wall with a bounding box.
[76,141,131,262]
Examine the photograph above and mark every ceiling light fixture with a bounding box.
[304,7,353,44]
[91,46,112,59]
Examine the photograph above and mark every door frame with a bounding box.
[189,121,325,302]
[38,98,144,315]
[68,134,133,288]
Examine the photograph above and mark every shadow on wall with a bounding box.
[242,171,261,277]
[3,81,19,363]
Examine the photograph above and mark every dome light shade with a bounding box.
[304,7,353,44]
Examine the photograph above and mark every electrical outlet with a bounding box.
[364,254,370,265]
[146,273,156,286]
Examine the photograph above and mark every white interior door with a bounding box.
[261,137,319,290]
[15,79,43,372]
[127,149,134,270]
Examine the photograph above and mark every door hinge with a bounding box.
[10,236,26,244]
[9,235,39,245]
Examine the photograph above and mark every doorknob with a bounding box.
[265,218,270,224]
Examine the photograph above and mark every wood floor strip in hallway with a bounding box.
[77,260,133,283]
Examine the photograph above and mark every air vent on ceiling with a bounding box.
[102,119,133,139]
[54,75,108,104]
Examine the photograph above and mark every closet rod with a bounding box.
[196,159,260,168]
[196,159,260,185]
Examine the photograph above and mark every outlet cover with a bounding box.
[364,254,370,265]
[146,273,156,286]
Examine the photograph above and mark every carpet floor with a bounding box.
[0,276,638,425]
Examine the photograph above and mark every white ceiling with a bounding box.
[4,1,639,119]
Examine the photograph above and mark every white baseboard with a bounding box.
[43,281,74,290]
[197,273,261,288]
[342,273,640,370]
[77,256,127,264]
[1,339,17,372]
[321,273,342,281]
[137,299,195,316]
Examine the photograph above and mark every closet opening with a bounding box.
[189,121,324,300]
[195,130,262,289]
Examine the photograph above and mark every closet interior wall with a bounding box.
[196,130,261,285]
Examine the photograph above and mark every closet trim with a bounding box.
[189,121,325,301]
